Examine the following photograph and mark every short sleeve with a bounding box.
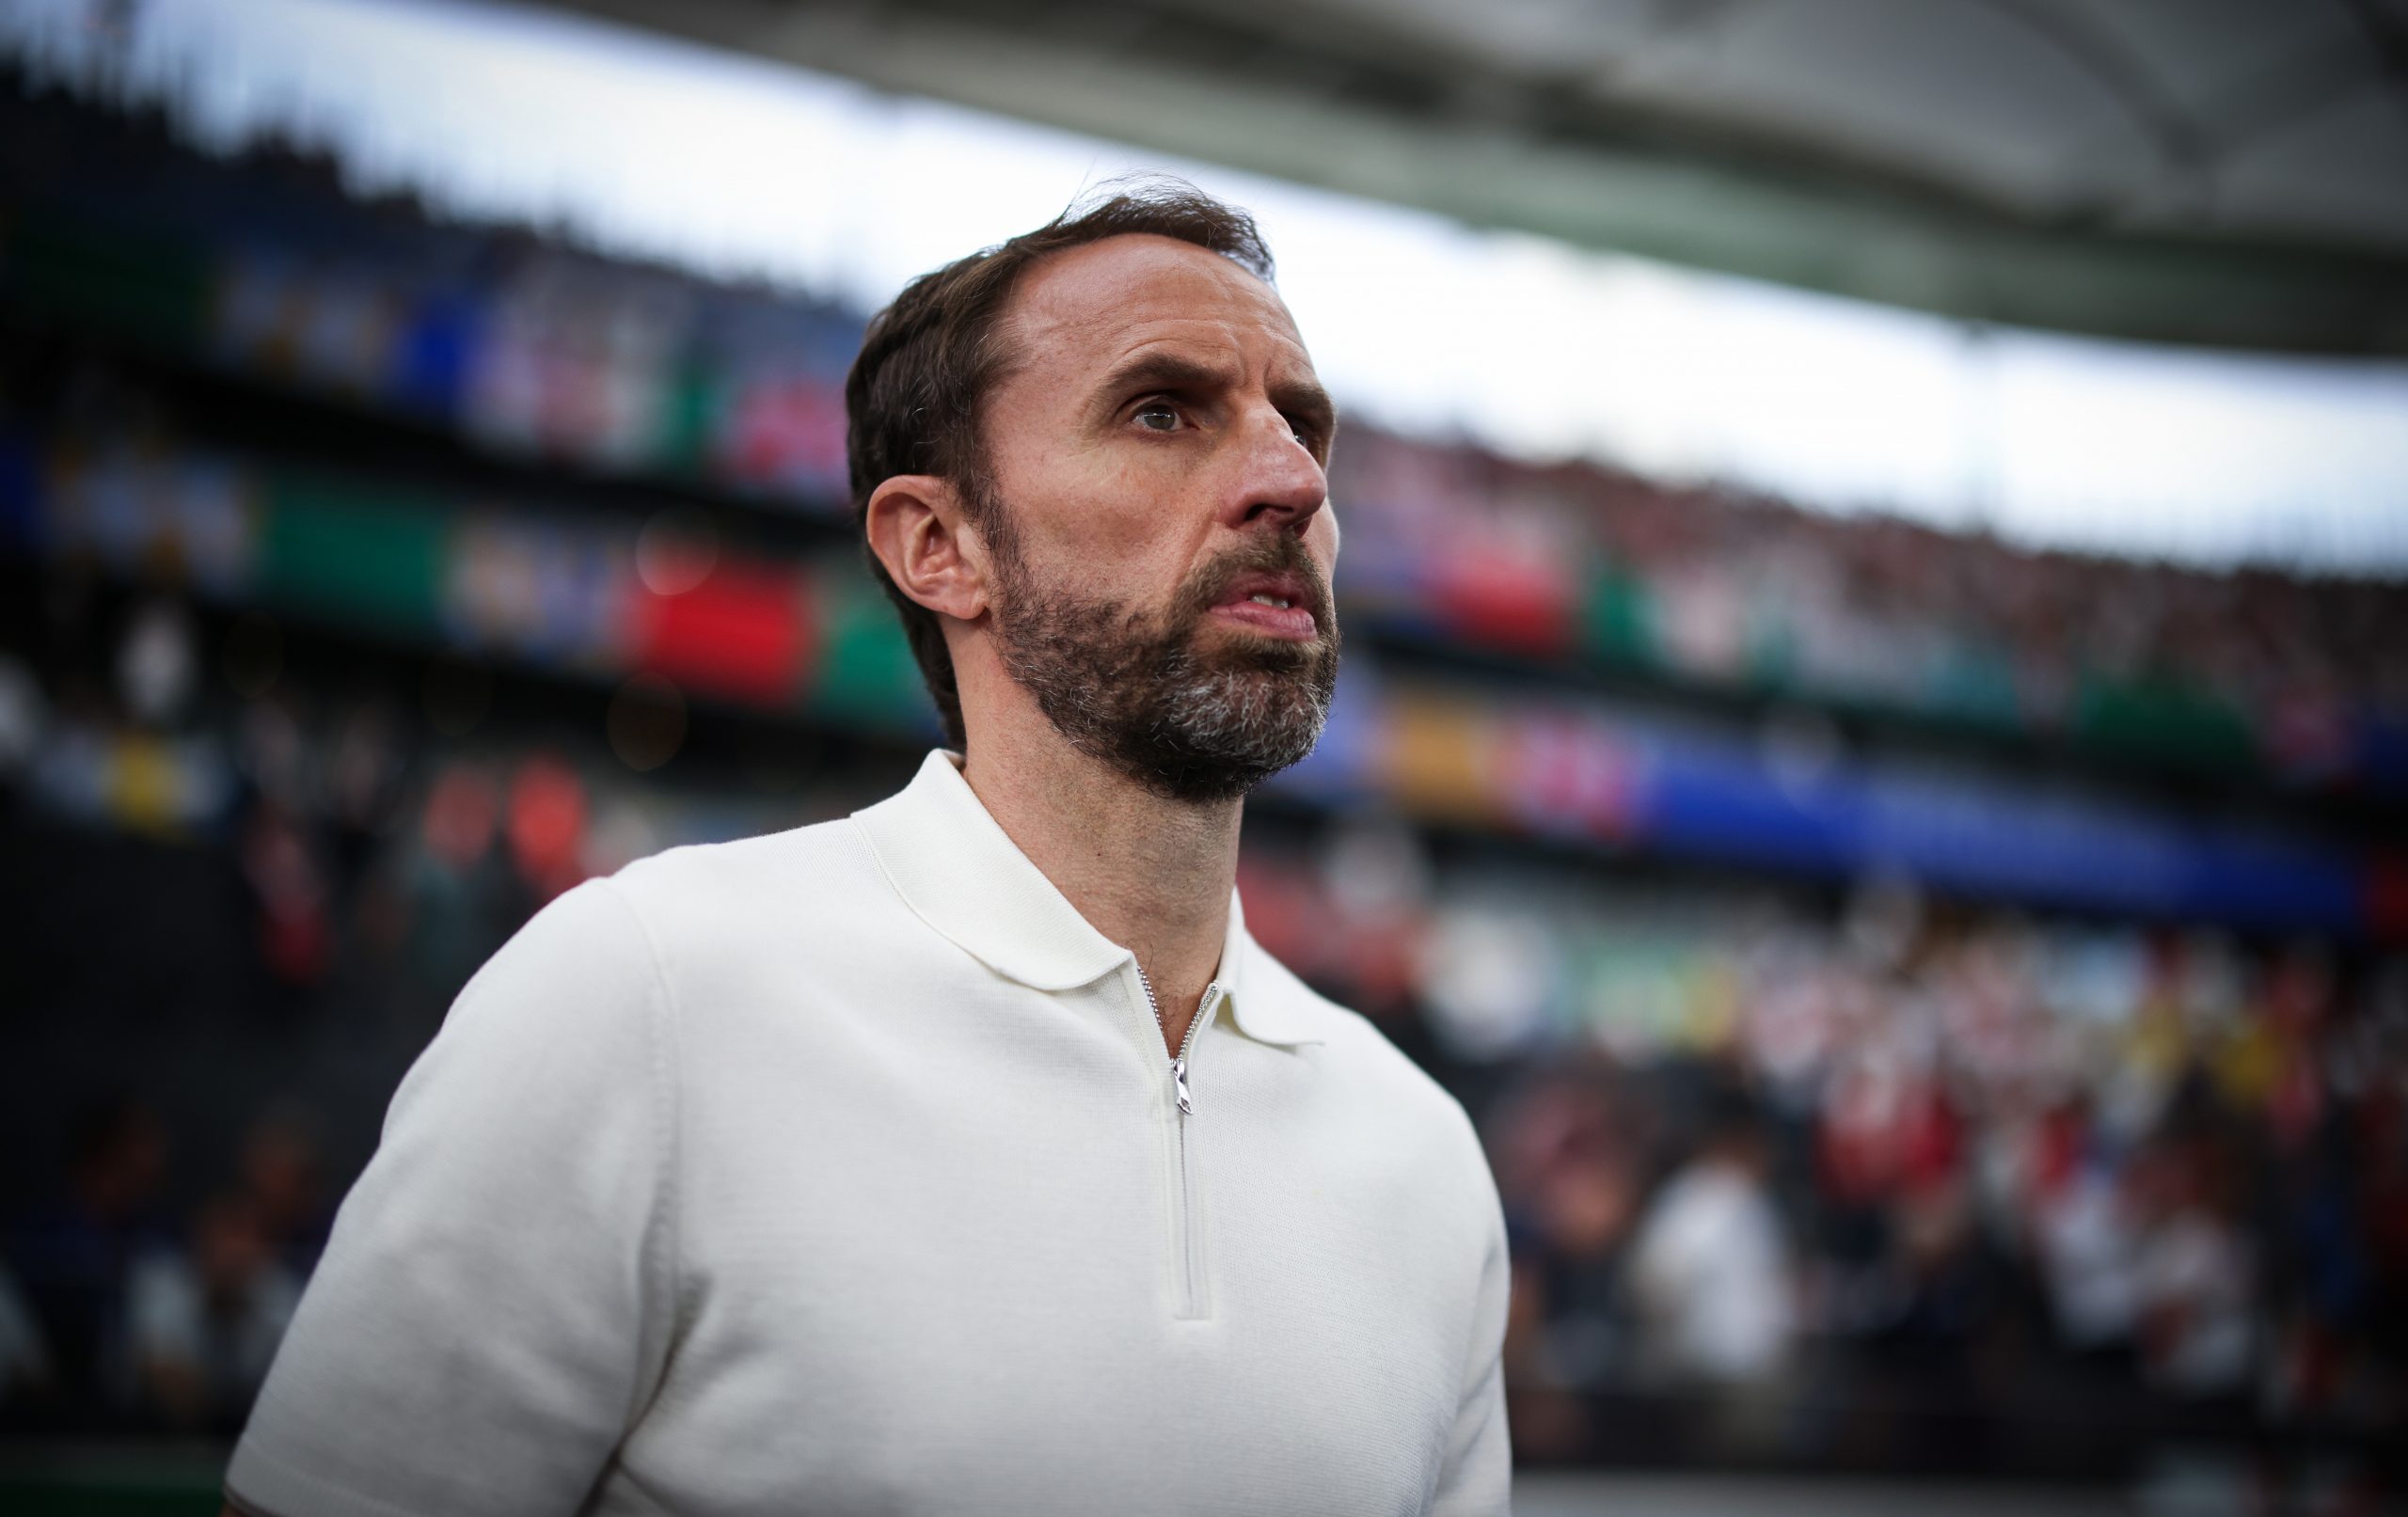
[226,878,679,1517]
[1429,1162,1513,1517]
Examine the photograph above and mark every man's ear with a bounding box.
[864,474,989,623]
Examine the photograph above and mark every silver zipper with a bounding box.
[1135,969,1217,1113]
[1136,968,1221,1319]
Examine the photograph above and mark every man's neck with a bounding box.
[958,720,1241,1057]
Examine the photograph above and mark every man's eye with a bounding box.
[1134,403,1180,432]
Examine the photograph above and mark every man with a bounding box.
[224,179,1510,1516]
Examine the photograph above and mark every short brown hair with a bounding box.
[843,177,1275,751]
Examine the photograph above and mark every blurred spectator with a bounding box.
[1491,1066,1647,1392]
[242,799,332,988]
[0,1262,53,1411]
[5,1098,172,1430]
[1628,1108,1794,1387]
[2129,1139,2256,1402]
[0,652,43,792]
[237,1114,331,1274]
[125,1193,300,1434]
[2032,1130,2143,1362]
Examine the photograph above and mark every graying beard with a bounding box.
[995,582,1337,804]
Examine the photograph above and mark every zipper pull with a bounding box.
[1170,1056,1194,1115]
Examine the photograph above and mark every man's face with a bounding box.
[974,234,1341,802]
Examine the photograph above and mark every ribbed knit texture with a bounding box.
[228,752,1511,1516]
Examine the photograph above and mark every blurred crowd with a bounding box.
[4,69,2405,1487]
[1335,431,2408,788]
[1244,832,2408,1470]
[1487,920,2405,1472]
[4,583,2403,1478]
[0,578,852,1435]
[6,74,2407,792]
[1,1099,322,1438]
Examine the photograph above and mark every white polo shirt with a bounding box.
[227,751,1511,1517]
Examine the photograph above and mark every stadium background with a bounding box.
[2,0,2406,1511]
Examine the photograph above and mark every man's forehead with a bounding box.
[1001,233,1308,377]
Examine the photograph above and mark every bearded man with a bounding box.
[223,181,1510,1517]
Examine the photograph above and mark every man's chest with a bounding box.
[604,980,1477,1515]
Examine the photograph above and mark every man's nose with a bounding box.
[1231,406,1328,533]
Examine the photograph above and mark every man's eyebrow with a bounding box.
[1272,376,1338,440]
[1091,350,1237,403]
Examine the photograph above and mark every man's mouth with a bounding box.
[1207,572,1321,640]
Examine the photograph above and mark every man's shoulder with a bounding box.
[452,816,890,1027]
[600,812,891,950]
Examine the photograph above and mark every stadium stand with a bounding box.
[2,70,2403,1503]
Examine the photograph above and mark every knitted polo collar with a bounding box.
[851,751,1323,1047]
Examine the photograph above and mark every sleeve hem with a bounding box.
[225,1438,446,1517]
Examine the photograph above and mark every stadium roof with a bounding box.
[6,0,2405,572]
[547,0,2408,357]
